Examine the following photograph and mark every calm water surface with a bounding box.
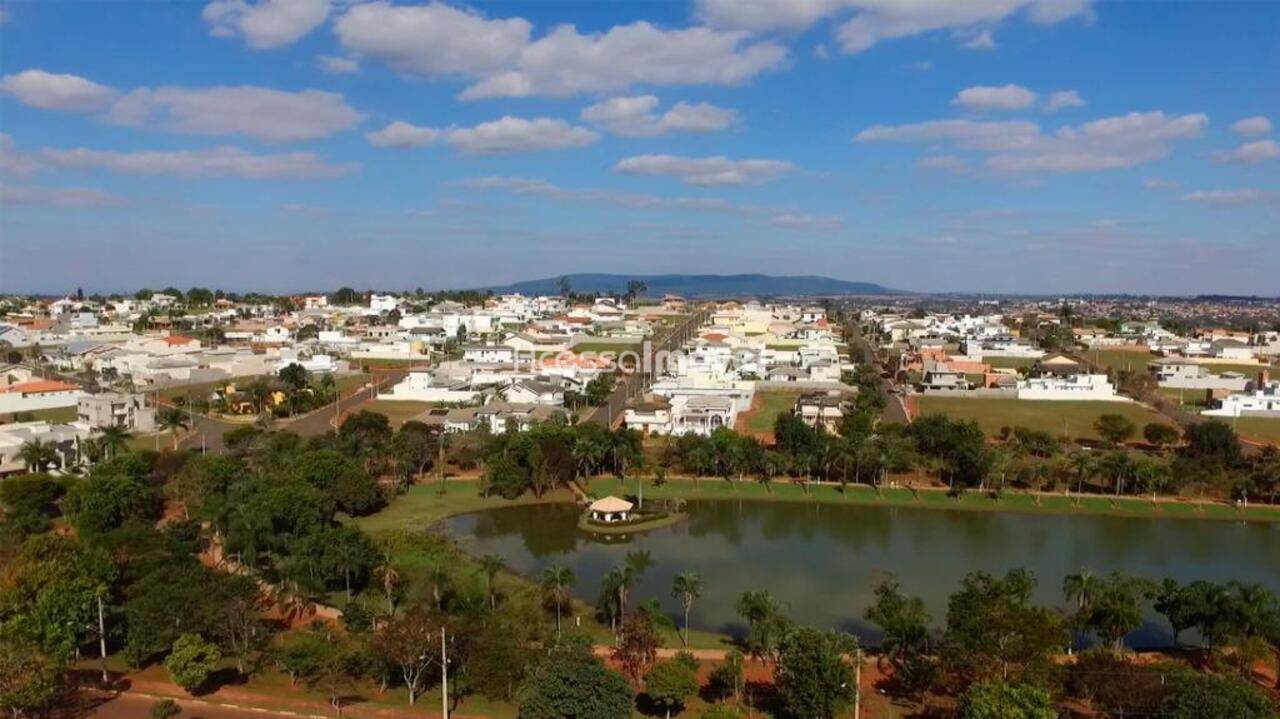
[445,501,1280,647]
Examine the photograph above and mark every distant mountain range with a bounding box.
[478,273,901,298]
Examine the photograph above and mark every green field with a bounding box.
[1156,386,1210,409]
[916,396,1172,441]
[567,340,643,355]
[741,389,801,434]
[359,398,436,427]
[0,405,78,423]
[1082,348,1157,374]
[587,476,1280,523]
[1234,416,1280,444]
[984,356,1037,370]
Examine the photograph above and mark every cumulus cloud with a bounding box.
[317,55,359,74]
[614,154,796,186]
[1213,139,1280,165]
[42,146,356,179]
[202,0,330,50]
[580,96,737,137]
[366,121,440,149]
[0,184,124,207]
[1181,188,1280,205]
[335,2,786,100]
[1230,116,1272,138]
[1,69,118,111]
[443,117,598,154]
[4,69,365,143]
[104,86,364,142]
[0,133,40,174]
[856,111,1207,173]
[962,29,997,49]
[365,117,599,153]
[1043,90,1085,113]
[952,84,1037,111]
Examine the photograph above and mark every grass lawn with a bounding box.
[587,476,1280,523]
[568,340,643,355]
[358,398,436,427]
[1234,416,1280,444]
[1156,386,1210,409]
[1083,348,1157,374]
[333,372,372,395]
[125,430,175,452]
[916,396,1173,441]
[157,375,258,401]
[351,480,574,535]
[984,356,1037,370]
[740,389,802,434]
[1,405,78,423]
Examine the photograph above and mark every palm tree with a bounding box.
[1099,451,1134,497]
[671,571,703,646]
[96,425,132,460]
[481,554,504,609]
[157,407,189,449]
[541,565,575,636]
[1067,451,1095,499]
[17,439,59,472]
[1063,569,1099,612]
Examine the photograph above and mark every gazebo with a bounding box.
[588,496,634,523]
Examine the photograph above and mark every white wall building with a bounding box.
[1017,373,1126,401]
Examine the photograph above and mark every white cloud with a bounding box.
[916,154,967,172]
[614,154,796,186]
[953,84,1037,111]
[0,133,40,174]
[1181,188,1280,205]
[335,2,530,78]
[1043,90,1085,113]
[769,213,843,230]
[444,117,598,154]
[857,111,1208,173]
[1212,140,1280,165]
[962,29,997,50]
[202,0,330,50]
[317,55,359,75]
[105,86,364,142]
[0,184,124,207]
[580,95,737,137]
[42,146,355,179]
[455,175,843,231]
[366,121,440,149]
[335,3,786,100]
[1,69,118,111]
[1142,178,1178,190]
[1230,116,1272,138]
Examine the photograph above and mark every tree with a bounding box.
[1093,414,1136,447]
[16,440,58,473]
[149,698,182,719]
[540,565,575,637]
[613,611,660,683]
[1153,579,1198,647]
[707,649,745,702]
[774,626,858,719]
[481,554,504,609]
[1143,422,1179,448]
[518,635,633,719]
[270,629,332,686]
[1182,420,1243,468]
[956,682,1056,719]
[97,425,133,460]
[371,606,440,705]
[736,590,787,664]
[864,579,935,696]
[645,655,699,719]
[942,570,1067,686]
[164,634,221,693]
[278,363,309,392]
[671,571,703,647]
[0,640,65,719]
[1160,672,1276,719]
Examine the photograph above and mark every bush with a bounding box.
[957,682,1055,719]
[164,634,221,693]
[149,698,181,719]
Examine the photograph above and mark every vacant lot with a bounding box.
[359,398,436,427]
[739,389,802,435]
[1083,348,1157,374]
[916,396,1172,441]
[1,405,78,423]
[984,356,1037,370]
[1235,417,1280,445]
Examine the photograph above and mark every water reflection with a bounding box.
[446,501,1280,648]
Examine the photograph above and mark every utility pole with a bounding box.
[440,627,449,719]
[853,646,861,719]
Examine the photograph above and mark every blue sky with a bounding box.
[1,0,1277,295]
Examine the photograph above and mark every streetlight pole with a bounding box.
[440,627,449,719]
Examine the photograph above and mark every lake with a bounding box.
[445,500,1280,648]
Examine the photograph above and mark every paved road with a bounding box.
[845,322,911,425]
[583,307,713,428]
[83,691,328,719]
[176,372,402,454]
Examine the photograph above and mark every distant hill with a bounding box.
[478,273,900,298]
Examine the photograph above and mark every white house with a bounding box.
[669,395,736,436]
[382,369,481,403]
[1017,373,1126,401]
[624,398,673,436]
[0,421,94,475]
[1151,359,1251,392]
[463,345,517,364]
[0,379,85,414]
[1202,380,1280,418]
